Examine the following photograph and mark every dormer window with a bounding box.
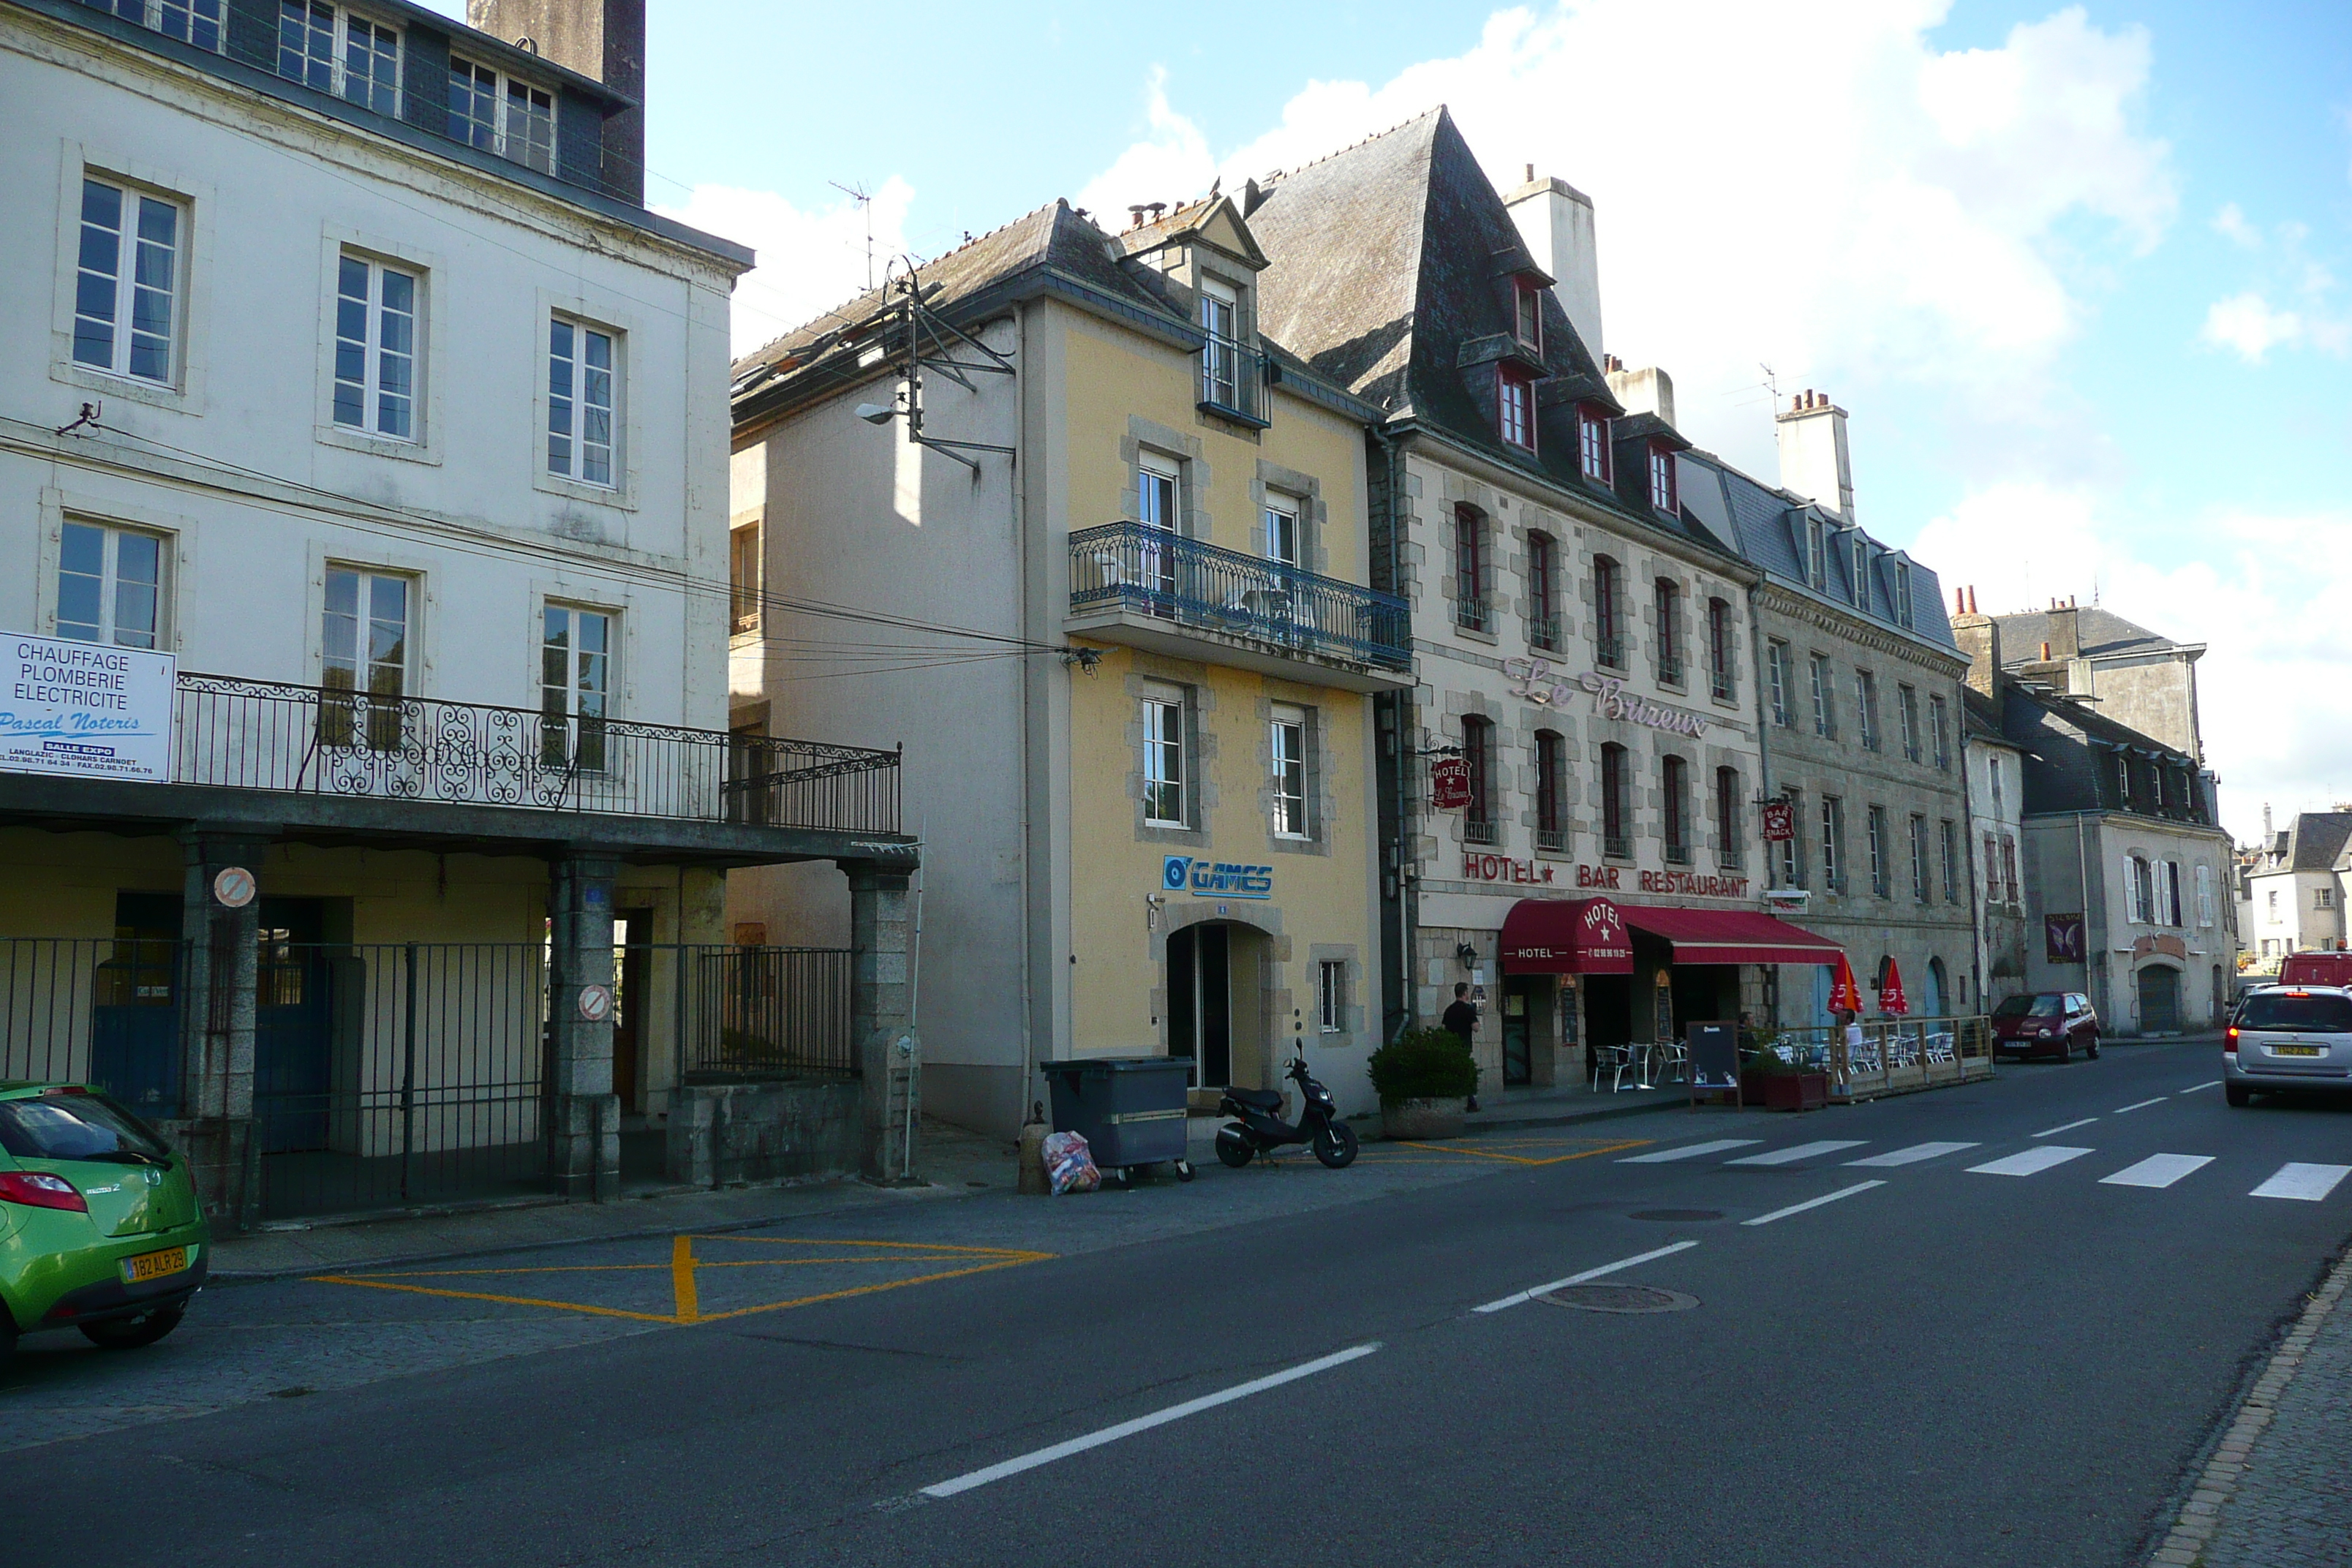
[279,2,402,116]
[1577,405,1610,481]
[1806,516,1827,589]
[1647,442,1676,513]
[1893,560,1913,625]
[451,57,556,175]
[1199,278,1239,406]
[1851,534,1869,611]
[1513,278,1543,352]
[1498,368,1534,451]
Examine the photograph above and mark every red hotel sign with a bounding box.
[1464,853,1554,884]
[1468,858,1750,900]
[1430,758,1471,811]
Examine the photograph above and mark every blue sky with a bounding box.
[434,1,2350,841]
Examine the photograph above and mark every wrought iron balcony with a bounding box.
[1530,612,1561,652]
[169,674,900,834]
[1463,816,1499,846]
[1198,333,1268,425]
[1068,523,1410,681]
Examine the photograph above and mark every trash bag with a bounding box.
[1041,1130,1100,1195]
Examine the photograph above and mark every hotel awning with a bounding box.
[1499,897,1635,975]
[1619,905,1844,965]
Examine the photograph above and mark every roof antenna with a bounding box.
[830,180,875,292]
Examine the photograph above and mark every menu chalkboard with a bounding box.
[1686,1019,1741,1109]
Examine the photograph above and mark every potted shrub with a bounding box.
[1741,1041,1829,1112]
[1369,1028,1480,1139]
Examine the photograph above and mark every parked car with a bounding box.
[1,1082,209,1371]
[1990,992,2101,1062]
[2225,986,2352,1107]
[2276,951,2352,989]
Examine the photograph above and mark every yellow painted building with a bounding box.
[729,196,1407,1134]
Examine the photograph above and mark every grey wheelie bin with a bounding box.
[1038,1056,1195,1186]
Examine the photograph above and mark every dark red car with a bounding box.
[1991,992,2101,1062]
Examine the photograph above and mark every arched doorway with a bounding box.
[2137,964,2182,1033]
[1166,920,1275,1089]
[1925,958,1948,1018]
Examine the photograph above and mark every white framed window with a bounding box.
[278,2,401,115]
[1809,652,1833,737]
[1648,444,1676,511]
[333,254,418,440]
[2166,860,2185,927]
[1137,453,1180,606]
[1820,796,1843,890]
[1867,805,1888,897]
[729,522,761,635]
[2196,863,2215,928]
[101,0,225,50]
[1271,704,1309,839]
[1578,406,1610,481]
[1142,686,1186,827]
[1856,669,1880,750]
[1851,534,1870,611]
[1893,560,1914,623]
[2127,854,2155,924]
[1318,960,1346,1033]
[1806,516,1826,589]
[73,177,182,385]
[1909,814,1929,902]
[1199,278,1240,409]
[1765,639,1791,727]
[1499,369,1534,451]
[322,565,410,751]
[1930,694,1950,771]
[547,316,617,487]
[540,603,613,772]
[57,521,164,649]
[449,56,556,174]
[2320,887,2337,911]
[1264,499,1299,568]
[1898,684,1921,763]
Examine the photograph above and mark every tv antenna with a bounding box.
[830,179,876,292]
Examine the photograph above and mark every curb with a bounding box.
[2146,1243,2352,1566]
[1455,1093,1705,1134]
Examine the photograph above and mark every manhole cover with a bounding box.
[1535,1283,1698,1313]
[1631,1208,1722,1222]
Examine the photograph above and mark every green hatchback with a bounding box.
[0,1082,209,1371]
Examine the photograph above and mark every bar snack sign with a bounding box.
[0,633,176,783]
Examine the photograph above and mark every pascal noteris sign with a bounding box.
[0,634,175,783]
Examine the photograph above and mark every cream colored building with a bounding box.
[728,196,1401,1135]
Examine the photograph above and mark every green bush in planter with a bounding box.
[1368,1028,1480,1107]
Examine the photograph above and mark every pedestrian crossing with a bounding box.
[1618,1137,2351,1201]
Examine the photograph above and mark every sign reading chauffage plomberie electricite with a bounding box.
[0,633,176,783]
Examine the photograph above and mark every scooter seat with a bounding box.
[1224,1086,1283,1110]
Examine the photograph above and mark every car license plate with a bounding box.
[118,1245,190,1284]
[2272,1044,2323,1057]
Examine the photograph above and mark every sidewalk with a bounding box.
[2149,1242,2352,1567]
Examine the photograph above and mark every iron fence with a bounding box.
[0,938,184,1117]
[173,673,900,833]
[678,946,856,1082]
[1068,523,1411,671]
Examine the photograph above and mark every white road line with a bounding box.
[919,1343,1382,1499]
[1969,1146,2095,1177]
[2032,1117,2098,1139]
[2100,1153,2215,1189]
[1725,1139,1868,1166]
[1741,1180,1886,1226]
[1471,1241,1702,1315]
[2250,1163,2352,1202]
[2177,1081,2223,1094]
[1617,1139,1761,1164]
[2113,1097,2171,1114]
[1844,1141,1979,1168]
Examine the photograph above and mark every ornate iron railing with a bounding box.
[1068,523,1410,671]
[1198,334,1267,423]
[170,674,900,833]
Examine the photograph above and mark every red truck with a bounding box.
[2277,952,2352,988]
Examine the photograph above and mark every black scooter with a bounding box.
[1214,1053,1359,1169]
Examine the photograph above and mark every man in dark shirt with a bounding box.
[1441,982,1480,1044]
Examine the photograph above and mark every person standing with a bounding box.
[1442,982,1482,1110]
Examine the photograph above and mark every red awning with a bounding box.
[1618,905,1843,965]
[1500,897,1635,975]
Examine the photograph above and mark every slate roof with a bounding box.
[2274,813,2352,872]
[1993,606,2185,660]
[1961,685,2019,746]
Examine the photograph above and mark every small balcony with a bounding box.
[1530,612,1561,652]
[1536,826,1568,854]
[1595,633,1626,671]
[1464,816,1499,847]
[1657,653,1684,687]
[1197,333,1268,426]
[1067,524,1411,691]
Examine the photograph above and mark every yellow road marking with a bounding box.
[672,1234,699,1323]
[342,1254,982,1279]
[1390,1137,1653,1166]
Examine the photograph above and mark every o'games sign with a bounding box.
[1162,855,1273,900]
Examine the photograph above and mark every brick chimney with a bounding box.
[1503,167,1603,362]
[1776,389,1853,519]
[2044,596,2081,660]
[1949,584,2000,697]
[468,0,645,204]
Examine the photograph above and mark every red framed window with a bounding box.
[1578,405,1610,481]
[1648,442,1676,513]
[1514,278,1542,350]
[1498,369,1534,451]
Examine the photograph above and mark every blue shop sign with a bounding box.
[1162,855,1273,900]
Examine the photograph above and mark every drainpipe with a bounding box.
[1372,424,1417,1037]
[2076,811,2095,1011]
[1743,578,1780,1026]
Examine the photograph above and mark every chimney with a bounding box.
[1605,364,1675,429]
[2044,597,2081,660]
[1502,170,1602,362]
[467,0,645,204]
[2264,802,2274,840]
[1776,389,1854,519]
[1950,584,2001,697]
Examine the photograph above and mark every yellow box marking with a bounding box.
[1390,1137,1653,1166]
[311,1235,1055,1327]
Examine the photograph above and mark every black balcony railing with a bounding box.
[1536,826,1568,854]
[1464,818,1499,846]
[170,674,900,834]
[1531,612,1561,652]
[1068,524,1411,671]
[1198,334,1268,423]
[1596,633,1625,670]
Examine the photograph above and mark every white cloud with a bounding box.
[656,177,916,357]
[2200,291,2305,361]
[2212,202,2261,248]
[1073,68,1213,228]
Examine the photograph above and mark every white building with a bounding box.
[1954,599,2029,1003]
[2242,809,2352,968]
[0,0,912,1221]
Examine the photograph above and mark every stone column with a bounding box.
[841,859,917,1183]
[176,829,268,1226]
[546,851,620,1201]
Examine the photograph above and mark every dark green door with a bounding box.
[255,898,334,1153]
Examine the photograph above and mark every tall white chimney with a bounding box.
[1776,389,1853,519]
[1504,167,1602,362]
[1605,363,1674,429]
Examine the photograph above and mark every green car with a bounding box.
[1,1082,209,1371]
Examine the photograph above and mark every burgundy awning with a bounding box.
[1618,905,1843,965]
[1500,897,1635,975]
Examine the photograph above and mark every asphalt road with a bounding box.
[7,1039,2348,1567]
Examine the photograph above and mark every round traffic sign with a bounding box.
[576,984,614,1023]
[213,867,256,908]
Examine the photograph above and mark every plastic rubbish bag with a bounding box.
[1041,1131,1101,1195]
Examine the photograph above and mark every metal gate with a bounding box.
[0,938,185,1117]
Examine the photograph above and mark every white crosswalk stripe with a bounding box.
[2100,1153,2214,1189]
[1969,1146,2094,1177]
[1725,1139,1867,1166]
[1844,1141,1978,1168]
[1617,1139,1761,1164]
[2250,1163,2352,1202]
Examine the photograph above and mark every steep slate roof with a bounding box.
[1961,685,2019,747]
[1678,449,1961,652]
[2276,813,2352,872]
[1993,605,2185,660]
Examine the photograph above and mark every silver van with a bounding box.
[2226,985,2352,1105]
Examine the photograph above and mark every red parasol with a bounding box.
[1878,958,1909,1017]
[1828,951,1863,1015]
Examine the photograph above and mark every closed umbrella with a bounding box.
[1879,959,1909,1017]
[1828,952,1863,1015]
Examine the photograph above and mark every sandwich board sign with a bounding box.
[1686,1019,1741,1109]
[0,634,175,783]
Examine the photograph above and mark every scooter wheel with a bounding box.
[1313,1121,1360,1169]
[1173,1159,1195,1183]
[1215,1137,1253,1169]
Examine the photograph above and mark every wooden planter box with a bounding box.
[1742,1071,1829,1111]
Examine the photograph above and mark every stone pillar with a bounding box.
[546,851,620,1201]
[176,829,267,1226]
[841,859,918,1184]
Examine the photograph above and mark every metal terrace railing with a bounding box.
[170,674,901,834]
[1068,524,1411,672]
